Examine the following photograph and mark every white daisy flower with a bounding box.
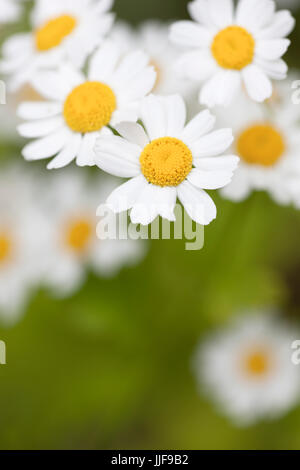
[0,0,115,91]
[39,169,146,298]
[218,82,300,204]
[0,166,46,325]
[94,94,239,226]
[170,0,295,107]
[194,313,300,426]
[17,41,156,170]
[0,0,25,24]
[111,20,191,96]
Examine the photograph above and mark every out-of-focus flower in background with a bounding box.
[170,0,295,107]
[0,0,115,91]
[0,0,25,24]
[111,20,193,97]
[194,313,300,426]
[217,79,300,204]
[95,94,239,226]
[17,43,156,169]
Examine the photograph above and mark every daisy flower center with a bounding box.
[0,234,12,264]
[65,219,94,254]
[140,137,193,187]
[211,26,255,70]
[242,348,271,378]
[237,124,285,167]
[35,15,77,52]
[63,82,117,134]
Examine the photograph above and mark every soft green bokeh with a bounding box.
[0,0,300,450]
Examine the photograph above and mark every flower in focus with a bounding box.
[111,20,191,96]
[0,166,47,325]
[0,0,114,91]
[17,41,156,169]
[170,0,295,107]
[194,313,300,426]
[39,169,146,298]
[218,81,300,204]
[94,94,239,226]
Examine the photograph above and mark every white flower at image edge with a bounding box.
[17,41,156,169]
[170,0,295,107]
[0,0,115,91]
[0,0,24,24]
[194,314,300,426]
[94,94,239,226]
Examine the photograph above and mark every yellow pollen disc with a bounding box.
[243,350,270,378]
[0,235,12,264]
[140,137,193,187]
[63,82,117,133]
[211,26,255,70]
[237,124,285,167]
[35,15,77,52]
[65,219,93,253]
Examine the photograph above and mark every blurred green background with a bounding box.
[1,0,300,450]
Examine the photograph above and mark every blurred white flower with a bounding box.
[17,41,156,169]
[218,81,300,204]
[0,0,114,91]
[194,313,300,426]
[94,94,239,226]
[0,0,24,24]
[170,0,295,107]
[111,20,192,96]
[0,166,47,325]
[39,169,146,298]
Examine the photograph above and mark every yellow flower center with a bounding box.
[35,15,77,52]
[65,219,94,254]
[243,349,271,378]
[211,26,255,70]
[140,137,193,187]
[0,234,12,264]
[63,82,117,134]
[237,124,285,167]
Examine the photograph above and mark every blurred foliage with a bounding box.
[0,0,300,450]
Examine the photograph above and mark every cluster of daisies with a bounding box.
[1,0,300,426]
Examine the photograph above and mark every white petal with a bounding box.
[95,135,141,177]
[187,155,239,189]
[18,116,64,138]
[191,129,234,157]
[47,133,82,170]
[17,102,62,120]
[76,131,99,167]
[256,10,295,39]
[106,175,148,213]
[188,0,214,26]
[254,57,287,80]
[200,71,241,108]
[221,166,252,201]
[174,50,217,81]
[140,94,186,141]
[242,64,272,102]
[181,110,216,147]
[22,128,71,161]
[177,180,217,225]
[88,40,121,82]
[131,184,177,225]
[255,39,290,60]
[208,0,234,28]
[31,71,71,101]
[236,0,275,33]
[169,20,212,48]
[115,122,149,148]
[194,155,240,171]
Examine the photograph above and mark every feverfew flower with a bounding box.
[0,167,46,325]
[40,170,146,297]
[94,94,239,226]
[170,0,295,107]
[0,0,114,91]
[219,83,300,204]
[17,41,156,169]
[111,20,191,96]
[194,313,300,426]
